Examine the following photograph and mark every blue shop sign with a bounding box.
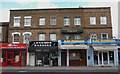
[61,40,88,45]
[91,39,117,44]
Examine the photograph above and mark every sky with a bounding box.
[0,0,119,38]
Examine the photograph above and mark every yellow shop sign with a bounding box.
[64,40,84,42]
[92,39,116,42]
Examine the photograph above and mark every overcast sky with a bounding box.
[0,0,119,38]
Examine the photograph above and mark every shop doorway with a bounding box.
[7,50,14,66]
[94,51,114,66]
[35,52,49,66]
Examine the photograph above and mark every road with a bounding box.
[1,72,119,74]
[1,66,119,74]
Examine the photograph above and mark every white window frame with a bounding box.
[24,16,32,27]
[101,33,108,39]
[39,33,45,41]
[50,17,57,26]
[39,17,45,26]
[64,17,70,26]
[22,32,32,43]
[50,34,56,41]
[64,35,70,40]
[14,17,21,27]
[74,17,81,25]
[100,16,107,25]
[90,33,97,39]
[90,17,96,25]
[74,35,81,40]
[12,32,20,43]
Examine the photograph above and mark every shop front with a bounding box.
[91,39,118,67]
[28,41,58,66]
[59,40,88,66]
[0,43,27,66]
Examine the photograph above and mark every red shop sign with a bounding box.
[0,43,27,49]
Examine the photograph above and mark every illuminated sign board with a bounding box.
[0,43,27,49]
[61,40,87,45]
[29,41,58,47]
[91,39,117,44]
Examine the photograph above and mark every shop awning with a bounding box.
[92,45,117,51]
[61,45,88,49]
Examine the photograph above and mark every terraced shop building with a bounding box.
[8,7,113,66]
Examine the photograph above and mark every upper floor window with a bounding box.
[22,32,31,44]
[90,17,96,25]
[24,16,31,26]
[100,16,107,25]
[74,35,81,40]
[64,17,70,26]
[64,35,70,40]
[50,34,56,41]
[39,33,45,41]
[90,33,97,39]
[50,17,57,25]
[12,32,20,43]
[14,17,21,27]
[39,17,45,26]
[101,33,108,39]
[74,17,81,25]
[0,26,2,33]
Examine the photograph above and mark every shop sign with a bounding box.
[0,43,27,49]
[29,41,58,47]
[92,39,117,44]
[61,40,87,45]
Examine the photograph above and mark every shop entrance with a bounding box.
[35,52,49,66]
[94,51,114,66]
[2,50,27,66]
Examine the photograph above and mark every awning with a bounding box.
[0,43,27,49]
[61,45,88,49]
[92,45,117,51]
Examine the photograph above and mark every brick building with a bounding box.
[0,22,9,43]
[7,7,118,67]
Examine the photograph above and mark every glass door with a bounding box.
[7,51,14,66]
[103,52,108,65]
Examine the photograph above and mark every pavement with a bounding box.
[1,66,120,72]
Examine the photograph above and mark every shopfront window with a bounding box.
[2,50,6,62]
[70,52,80,60]
[109,51,114,65]
[14,50,20,63]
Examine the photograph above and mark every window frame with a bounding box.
[39,17,45,26]
[50,33,56,41]
[13,17,21,27]
[90,33,97,39]
[74,17,81,25]
[50,17,57,26]
[101,33,108,39]
[24,16,32,27]
[74,34,81,40]
[64,34,70,40]
[12,32,20,43]
[39,33,45,41]
[22,32,32,44]
[64,17,70,26]
[90,17,96,25]
[100,16,107,25]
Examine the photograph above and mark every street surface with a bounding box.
[1,66,120,74]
